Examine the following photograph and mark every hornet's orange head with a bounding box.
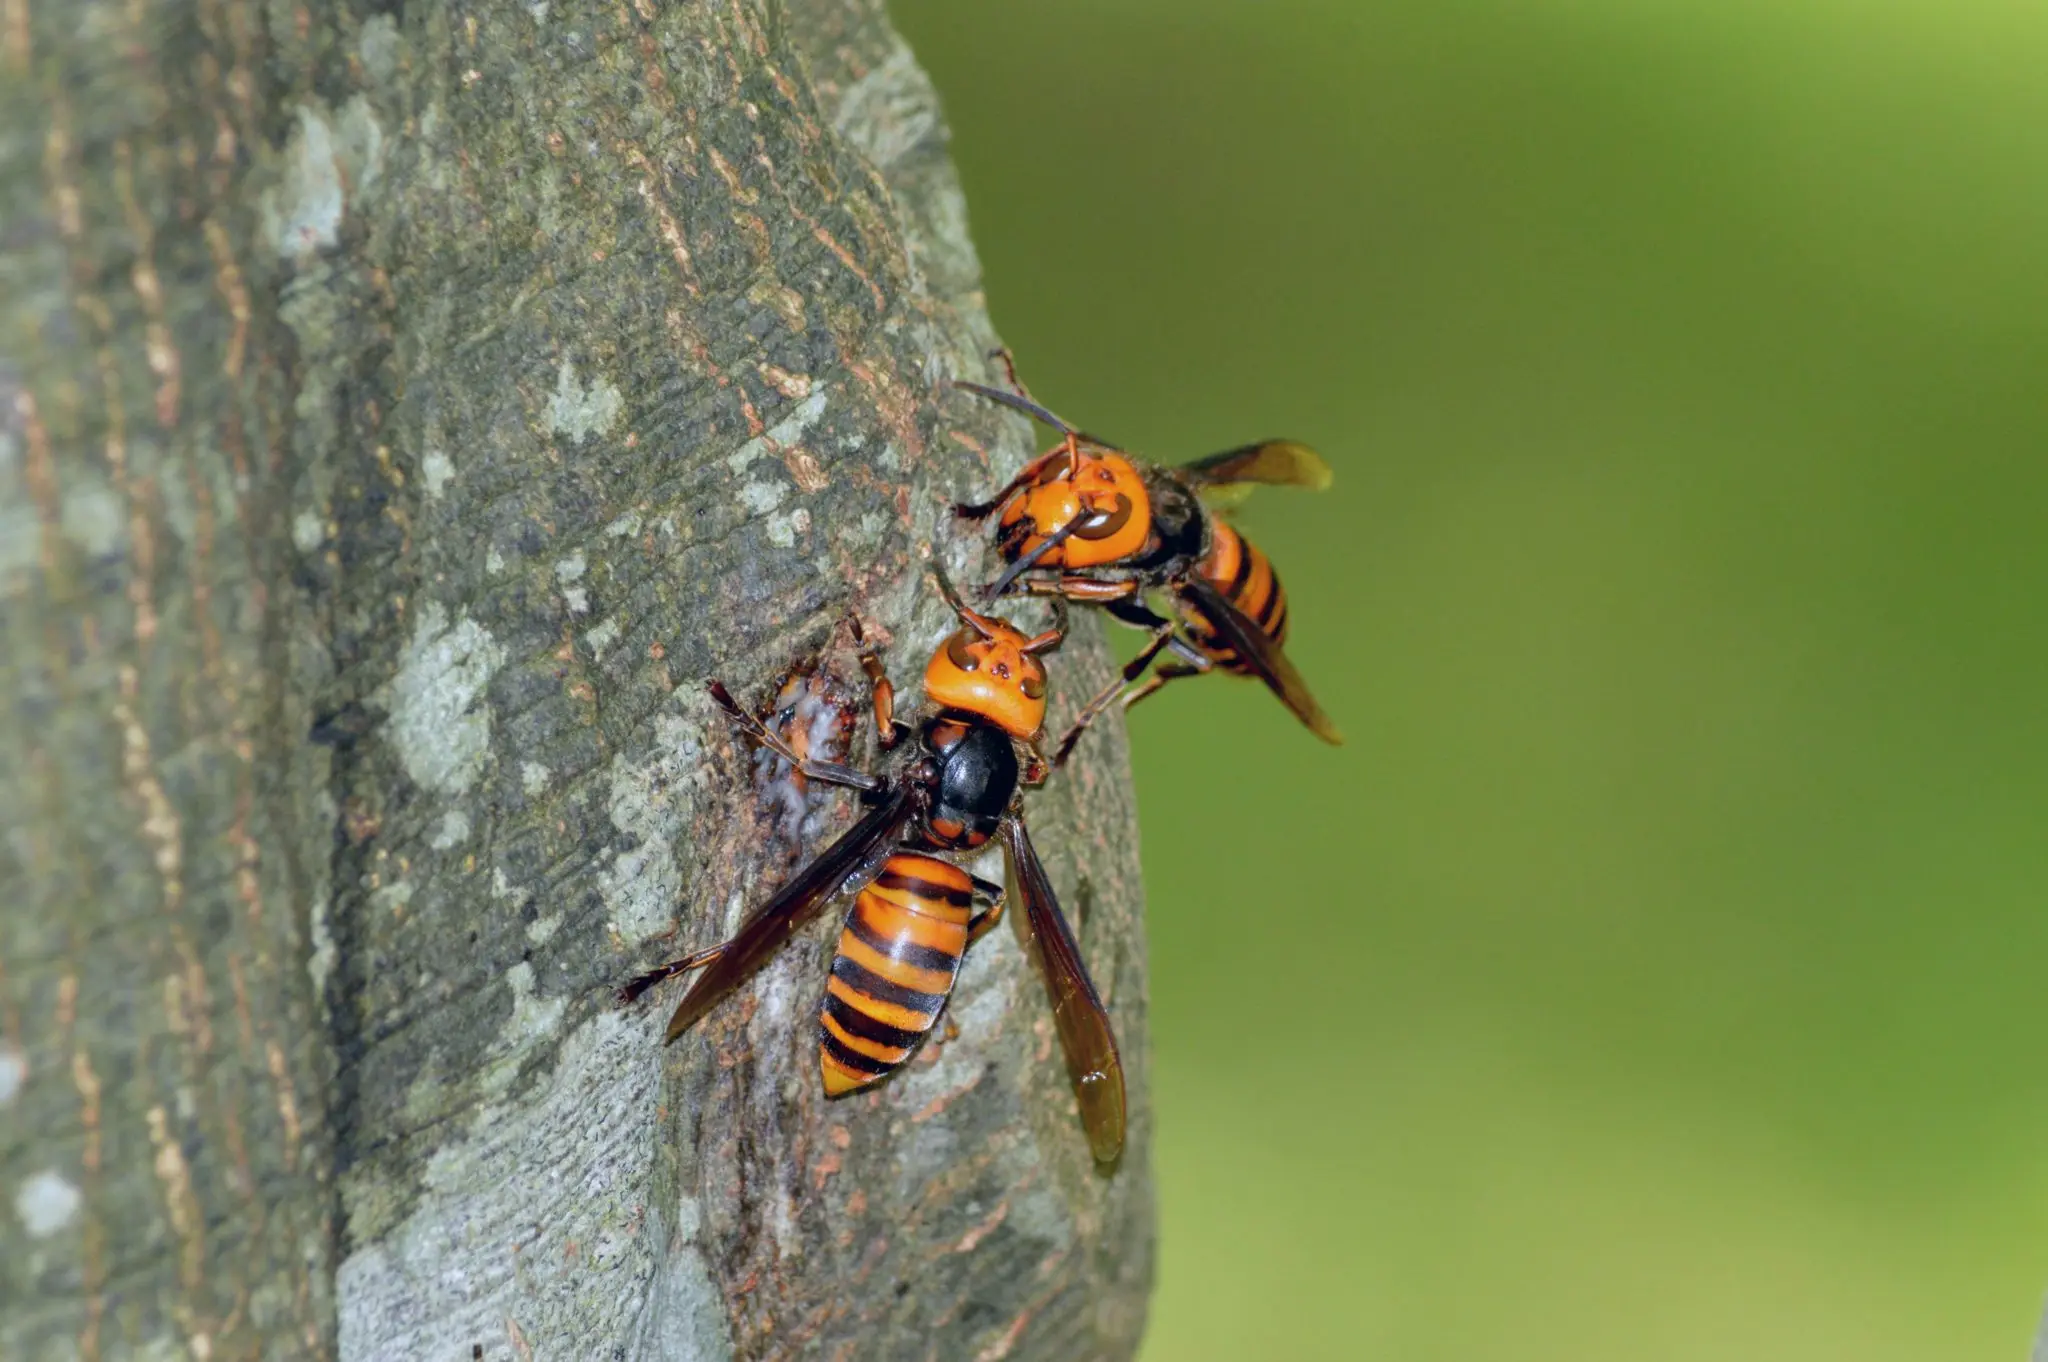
[995,439,1152,574]
[923,570,1062,739]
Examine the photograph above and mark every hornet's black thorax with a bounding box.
[916,717,1019,850]
[1133,468,1209,573]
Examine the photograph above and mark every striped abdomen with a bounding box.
[1190,520,1289,670]
[819,854,972,1095]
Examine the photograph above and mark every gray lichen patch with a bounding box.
[58,479,123,560]
[386,602,507,795]
[338,96,387,198]
[0,1043,23,1106]
[554,549,590,614]
[519,761,550,796]
[357,15,402,84]
[599,708,708,946]
[421,449,454,498]
[309,893,337,995]
[478,962,566,1099]
[547,359,624,444]
[765,507,811,547]
[13,1169,81,1239]
[337,1012,665,1361]
[369,881,413,917]
[429,810,471,850]
[739,479,787,517]
[726,388,830,475]
[269,107,343,258]
[631,1196,734,1362]
[582,616,621,660]
[265,98,384,261]
[0,506,35,587]
[831,36,942,174]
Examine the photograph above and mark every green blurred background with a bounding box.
[889,3,2048,1358]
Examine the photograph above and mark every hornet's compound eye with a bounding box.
[1073,494,1134,542]
[1020,667,1046,700]
[945,631,981,671]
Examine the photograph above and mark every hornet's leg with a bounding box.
[998,574,1143,605]
[989,346,1033,402]
[1119,657,1213,715]
[1100,593,1213,670]
[1020,741,1052,788]
[849,617,907,749]
[933,873,1010,1042]
[709,680,885,793]
[965,872,1006,946]
[617,941,726,1004]
[1053,624,1183,767]
[954,439,1076,522]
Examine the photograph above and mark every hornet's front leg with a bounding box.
[953,438,1079,523]
[849,616,909,749]
[709,680,885,793]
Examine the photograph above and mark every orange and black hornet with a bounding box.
[618,571,1126,1163]
[953,352,1343,763]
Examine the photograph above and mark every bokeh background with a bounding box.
[890,3,2048,1359]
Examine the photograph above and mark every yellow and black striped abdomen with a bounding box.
[819,854,973,1095]
[1191,521,1290,671]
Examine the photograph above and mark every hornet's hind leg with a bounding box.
[1050,596,1214,765]
[1118,658,1212,715]
[1053,627,1180,767]
[965,871,1006,945]
[937,872,1008,1043]
[617,941,726,1004]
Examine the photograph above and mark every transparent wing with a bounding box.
[1003,816,1127,1164]
[1179,440,1333,491]
[1179,577,1343,745]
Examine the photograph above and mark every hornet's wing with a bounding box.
[1179,577,1343,745]
[660,786,917,1042]
[1003,816,1127,1163]
[1178,439,1332,492]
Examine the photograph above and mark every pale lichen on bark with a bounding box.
[2,2,1151,1359]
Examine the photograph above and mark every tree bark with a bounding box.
[0,3,1153,1358]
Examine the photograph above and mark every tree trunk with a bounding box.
[0,3,1153,1358]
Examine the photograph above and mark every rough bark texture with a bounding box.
[0,3,1153,1359]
